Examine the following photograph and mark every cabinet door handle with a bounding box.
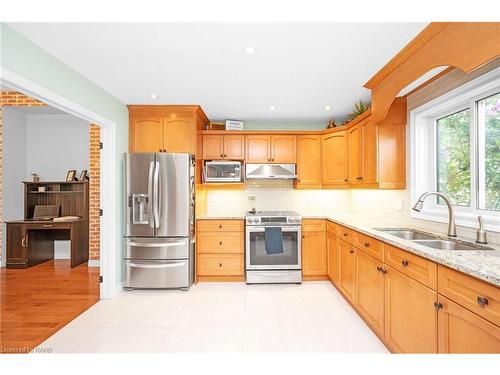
[434,302,443,310]
[477,296,489,307]
[219,263,223,267]
[219,241,223,245]
[401,260,409,267]
[356,176,363,180]
[364,242,370,247]
[380,268,387,274]
[343,233,348,237]
[376,266,382,272]
[21,237,27,247]
[349,249,354,254]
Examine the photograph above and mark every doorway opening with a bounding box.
[0,88,105,352]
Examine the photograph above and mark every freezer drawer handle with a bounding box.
[127,241,187,248]
[128,262,186,269]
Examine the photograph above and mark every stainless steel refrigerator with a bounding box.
[123,153,195,289]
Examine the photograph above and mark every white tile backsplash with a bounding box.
[206,180,350,217]
[206,182,499,246]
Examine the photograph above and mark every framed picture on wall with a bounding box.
[65,170,77,182]
[79,170,89,181]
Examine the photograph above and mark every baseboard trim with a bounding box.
[88,259,100,268]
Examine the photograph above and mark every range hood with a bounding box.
[245,164,297,180]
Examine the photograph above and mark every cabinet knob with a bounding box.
[380,268,387,274]
[219,225,222,229]
[344,179,348,182]
[434,302,443,310]
[220,154,223,158]
[219,263,222,267]
[364,242,370,247]
[356,176,363,180]
[302,235,305,239]
[343,233,348,237]
[219,241,223,245]
[401,260,409,268]
[477,296,489,307]
[376,266,382,272]
[349,249,354,254]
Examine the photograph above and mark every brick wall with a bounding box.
[0,91,101,261]
[89,125,101,260]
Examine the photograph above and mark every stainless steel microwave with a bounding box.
[204,161,243,183]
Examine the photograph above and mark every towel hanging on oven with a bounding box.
[264,227,284,255]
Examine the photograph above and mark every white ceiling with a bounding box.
[9,23,427,122]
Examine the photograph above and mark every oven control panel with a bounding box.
[245,215,302,226]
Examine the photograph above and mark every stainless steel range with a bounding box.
[245,211,302,284]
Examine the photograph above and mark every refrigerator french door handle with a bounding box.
[147,161,155,228]
[128,262,186,269]
[153,161,160,228]
[127,240,187,248]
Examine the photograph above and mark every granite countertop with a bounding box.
[320,213,500,287]
[195,212,500,286]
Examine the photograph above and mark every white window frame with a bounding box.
[410,67,500,233]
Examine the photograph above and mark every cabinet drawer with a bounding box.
[337,225,354,244]
[302,219,326,232]
[326,221,338,234]
[384,244,437,288]
[197,254,244,276]
[197,219,244,232]
[438,265,500,326]
[197,232,243,254]
[354,232,383,261]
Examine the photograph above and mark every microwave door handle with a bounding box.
[147,161,155,228]
[153,161,160,229]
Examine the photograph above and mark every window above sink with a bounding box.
[410,67,500,233]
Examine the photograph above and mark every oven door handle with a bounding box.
[246,226,301,232]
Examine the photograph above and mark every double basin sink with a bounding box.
[375,228,493,251]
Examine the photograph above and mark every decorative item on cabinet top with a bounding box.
[225,120,244,130]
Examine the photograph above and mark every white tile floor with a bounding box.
[36,281,389,353]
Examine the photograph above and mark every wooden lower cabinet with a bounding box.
[302,229,327,278]
[327,230,338,284]
[437,295,500,353]
[355,250,385,337]
[6,224,28,268]
[384,266,438,353]
[338,239,356,302]
[196,219,244,281]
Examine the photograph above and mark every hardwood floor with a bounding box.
[0,260,100,353]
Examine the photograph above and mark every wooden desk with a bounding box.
[5,219,89,268]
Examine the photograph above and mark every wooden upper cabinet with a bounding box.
[129,116,163,152]
[361,122,378,183]
[128,106,208,154]
[202,134,245,160]
[384,266,437,353]
[347,124,363,184]
[246,135,271,162]
[296,135,322,189]
[202,135,224,159]
[322,130,348,187]
[438,295,500,353]
[223,135,245,160]
[271,135,296,163]
[163,113,196,153]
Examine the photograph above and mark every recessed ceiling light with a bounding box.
[324,105,331,111]
[245,46,256,54]
[149,94,158,99]
[269,105,276,111]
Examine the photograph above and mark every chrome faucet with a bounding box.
[412,192,457,237]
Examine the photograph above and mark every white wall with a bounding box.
[2,108,28,258]
[2,111,90,260]
[26,114,89,181]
